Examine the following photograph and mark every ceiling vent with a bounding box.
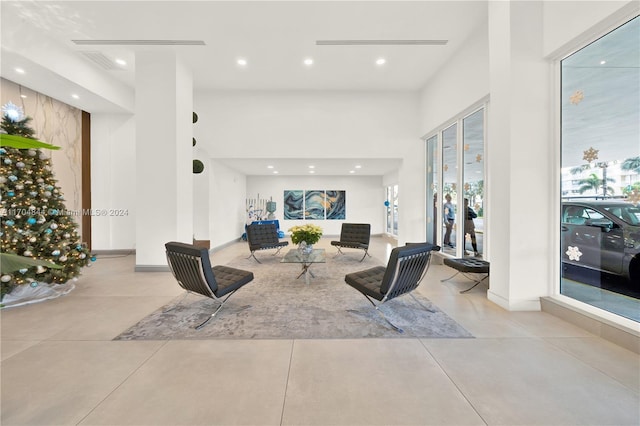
[72,40,205,46]
[316,40,448,46]
[79,51,121,70]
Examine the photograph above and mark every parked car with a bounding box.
[561,200,640,284]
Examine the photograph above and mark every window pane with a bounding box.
[560,16,640,322]
[393,184,399,236]
[426,135,438,244]
[442,124,457,255]
[386,186,392,234]
[463,109,484,258]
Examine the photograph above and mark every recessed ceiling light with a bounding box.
[375,58,386,66]
[308,165,315,169]
[303,58,314,66]
[349,170,355,174]
[273,170,279,174]
[600,60,606,65]
[71,94,80,99]
[237,58,248,66]
[309,170,315,174]
[115,58,127,66]
[267,165,274,169]
[15,68,25,74]
[20,95,27,99]
[355,165,362,169]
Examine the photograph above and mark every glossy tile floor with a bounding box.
[2,237,639,425]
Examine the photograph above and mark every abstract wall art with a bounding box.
[304,190,326,220]
[283,190,304,219]
[284,189,346,220]
[325,190,346,220]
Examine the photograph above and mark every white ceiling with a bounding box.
[1,1,488,176]
[1,1,487,91]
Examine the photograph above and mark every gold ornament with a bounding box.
[583,147,599,163]
[570,90,584,105]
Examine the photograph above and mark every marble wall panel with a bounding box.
[1,78,83,234]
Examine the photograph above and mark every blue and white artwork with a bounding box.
[283,190,304,219]
[325,190,346,220]
[304,190,326,220]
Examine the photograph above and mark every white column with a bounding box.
[487,0,552,310]
[135,51,193,270]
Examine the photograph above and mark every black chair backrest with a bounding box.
[379,243,437,299]
[165,242,218,295]
[340,223,371,244]
[246,223,280,247]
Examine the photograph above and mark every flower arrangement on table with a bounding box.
[288,224,323,246]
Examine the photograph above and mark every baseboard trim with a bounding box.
[541,296,640,354]
[487,291,541,311]
[135,265,170,272]
[92,249,136,255]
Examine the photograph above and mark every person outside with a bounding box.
[443,194,455,248]
[464,198,480,257]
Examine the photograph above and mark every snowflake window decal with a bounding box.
[570,90,584,105]
[583,147,599,163]
[566,246,583,262]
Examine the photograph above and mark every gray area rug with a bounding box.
[115,252,473,340]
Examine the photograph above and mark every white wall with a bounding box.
[418,22,490,136]
[543,1,637,57]
[195,91,418,159]
[90,113,136,250]
[209,159,247,248]
[246,175,384,238]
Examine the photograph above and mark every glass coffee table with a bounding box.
[281,248,326,284]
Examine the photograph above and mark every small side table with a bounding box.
[441,258,490,293]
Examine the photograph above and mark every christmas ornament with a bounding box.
[570,90,584,105]
[583,147,599,163]
[1,275,12,283]
[23,250,32,256]
[27,218,36,225]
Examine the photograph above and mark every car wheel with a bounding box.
[629,255,640,286]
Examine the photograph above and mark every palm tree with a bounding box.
[570,164,592,175]
[577,173,615,195]
[621,156,640,174]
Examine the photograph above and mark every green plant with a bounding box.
[288,224,323,245]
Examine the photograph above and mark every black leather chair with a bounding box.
[165,242,254,329]
[344,243,440,333]
[331,223,371,261]
[245,223,289,263]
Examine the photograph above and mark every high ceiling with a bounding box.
[1,1,489,176]
[1,1,487,92]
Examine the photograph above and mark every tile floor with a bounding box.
[1,237,639,425]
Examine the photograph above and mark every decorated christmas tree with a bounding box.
[0,104,92,299]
